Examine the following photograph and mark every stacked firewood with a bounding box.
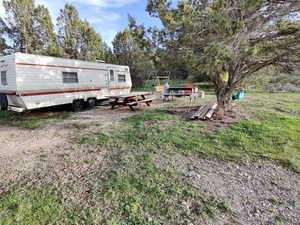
[190,103,218,120]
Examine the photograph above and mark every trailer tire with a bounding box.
[72,100,83,112]
[0,94,8,111]
[87,98,96,108]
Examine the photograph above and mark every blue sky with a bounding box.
[0,0,170,46]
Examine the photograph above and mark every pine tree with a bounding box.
[113,27,155,87]
[2,0,35,53]
[1,0,57,54]
[102,42,116,63]
[57,4,82,58]
[78,20,104,61]
[57,4,105,61]
[32,5,56,55]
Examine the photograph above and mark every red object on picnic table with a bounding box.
[185,83,194,87]
[184,83,194,93]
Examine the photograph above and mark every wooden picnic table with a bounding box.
[164,87,199,101]
[106,92,153,111]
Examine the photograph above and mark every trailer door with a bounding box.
[107,67,116,90]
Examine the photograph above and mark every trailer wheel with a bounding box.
[72,100,83,112]
[0,94,8,111]
[87,98,96,108]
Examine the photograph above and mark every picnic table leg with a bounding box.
[128,105,135,111]
[124,97,136,111]
[141,95,151,106]
[111,98,119,109]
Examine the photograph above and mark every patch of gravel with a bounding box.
[159,156,300,225]
[0,106,139,191]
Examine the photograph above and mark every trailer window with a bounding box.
[63,72,78,83]
[109,70,115,81]
[118,74,126,83]
[1,71,7,86]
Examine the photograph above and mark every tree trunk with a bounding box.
[215,87,233,119]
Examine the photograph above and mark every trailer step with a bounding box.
[8,105,25,112]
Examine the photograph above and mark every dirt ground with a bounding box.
[158,156,300,225]
[0,105,139,191]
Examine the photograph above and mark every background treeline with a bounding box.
[0,0,199,87]
[0,0,112,62]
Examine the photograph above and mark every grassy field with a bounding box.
[0,91,299,224]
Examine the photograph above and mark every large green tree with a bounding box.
[32,5,56,54]
[147,0,300,117]
[56,4,82,58]
[57,4,105,61]
[1,0,35,53]
[113,20,155,87]
[1,0,56,54]
[78,20,105,61]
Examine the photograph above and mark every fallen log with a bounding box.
[204,103,218,120]
[191,103,218,120]
[190,104,209,119]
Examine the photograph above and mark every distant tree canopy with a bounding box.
[0,0,112,62]
[0,0,55,54]
[57,4,105,61]
[112,17,156,87]
[147,0,300,117]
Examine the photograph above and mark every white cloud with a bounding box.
[68,0,139,8]
[88,12,120,24]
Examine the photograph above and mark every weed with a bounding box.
[269,198,285,205]
[39,154,48,160]
[72,123,89,130]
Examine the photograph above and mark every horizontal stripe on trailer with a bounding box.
[7,87,131,97]
[16,62,128,73]
[19,88,102,96]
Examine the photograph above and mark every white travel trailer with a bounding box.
[0,53,132,112]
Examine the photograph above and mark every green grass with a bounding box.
[0,111,70,129]
[80,109,300,172]
[93,156,227,224]
[200,113,300,171]
[242,91,300,117]
[0,186,87,225]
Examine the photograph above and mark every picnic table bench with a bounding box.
[106,92,153,111]
[163,87,199,102]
